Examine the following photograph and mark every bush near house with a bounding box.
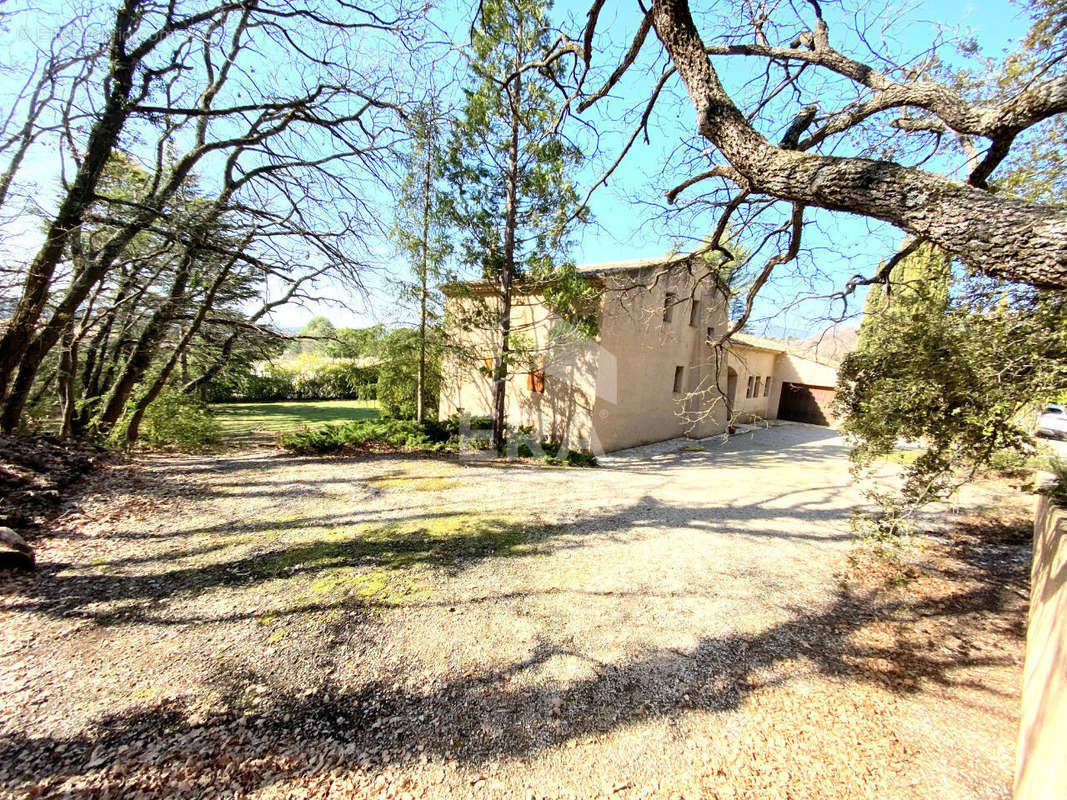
[281,415,597,466]
[375,328,442,419]
[280,418,438,452]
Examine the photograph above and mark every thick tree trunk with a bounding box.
[491,69,522,450]
[57,327,78,439]
[126,260,233,444]
[649,0,1067,290]
[0,0,141,403]
[416,132,432,425]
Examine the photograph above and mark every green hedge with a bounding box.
[280,414,597,466]
[280,418,438,452]
[208,356,379,402]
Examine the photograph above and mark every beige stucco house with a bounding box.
[440,254,840,453]
[727,333,841,427]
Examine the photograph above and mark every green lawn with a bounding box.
[212,399,379,441]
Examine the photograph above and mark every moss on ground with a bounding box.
[243,511,547,615]
[368,476,460,492]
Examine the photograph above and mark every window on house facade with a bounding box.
[526,363,545,393]
[764,376,771,397]
[689,299,700,327]
[746,376,754,398]
[663,292,675,322]
[673,365,685,394]
[753,376,762,397]
[706,326,714,344]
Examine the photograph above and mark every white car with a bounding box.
[1037,403,1067,440]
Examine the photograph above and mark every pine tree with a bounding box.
[446,0,588,448]
[393,105,452,422]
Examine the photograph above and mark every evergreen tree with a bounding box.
[446,0,589,448]
[393,105,452,423]
[838,242,1067,530]
[857,242,952,352]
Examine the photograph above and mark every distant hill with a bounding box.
[781,324,859,365]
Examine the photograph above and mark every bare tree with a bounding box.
[532,0,1067,294]
[0,0,422,432]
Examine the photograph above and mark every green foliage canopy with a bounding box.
[837,243,1067,514]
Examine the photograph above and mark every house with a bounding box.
[727,332,841,427]
[439,253,840,453]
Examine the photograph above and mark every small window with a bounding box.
[689,299,700,327]
[764,376,771,397]
[663,292,675,322]
[527,368,545,393]
[746,376,754,398]
[753,376,762,397]
[672,365,685,394]
[706,326,714,343]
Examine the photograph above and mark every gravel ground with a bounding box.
[0,423,1030,799]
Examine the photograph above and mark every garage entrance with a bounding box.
[777,382,836,426]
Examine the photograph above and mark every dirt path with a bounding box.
[0,424,1030,799]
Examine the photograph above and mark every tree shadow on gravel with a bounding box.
[0,513,1030,798]
[4,486,857,626]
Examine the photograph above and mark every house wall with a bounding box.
[726,343,782,421]
[777,353,839,388]
[439,259,730,453]
[1015,492,1067,800]
[592,266,728,451]
[439,291,600,450]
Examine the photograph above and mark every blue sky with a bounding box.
[545,0,1034,337]
[332,0,1036,337]
[0,0,1037,336]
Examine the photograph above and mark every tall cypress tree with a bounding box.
[446,0,588,448]
[858,241,952,351]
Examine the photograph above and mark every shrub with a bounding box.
[420,414,493,443]
[376,328,442,419]
[280,418,438,453]
[135,391,221,449]
[207,356,379,402]
[1043,458,1067,506]
[988,447,1032,477]
[279,413,596,466]
[506,432,598,466]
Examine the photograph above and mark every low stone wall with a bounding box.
[1015,492,1067,800]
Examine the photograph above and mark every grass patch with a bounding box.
[882,448,925,465]
[304,568,427,606]
[248,512,548,610]
[368,476,459,492]
[212,399,379,440]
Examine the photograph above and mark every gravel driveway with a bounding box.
[1,423,1027,799]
